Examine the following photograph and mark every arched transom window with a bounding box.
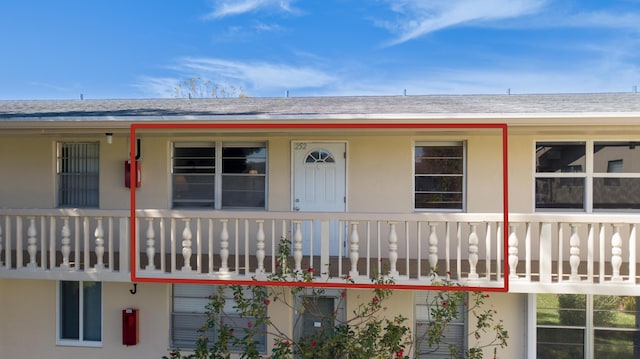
[305,150,335,164]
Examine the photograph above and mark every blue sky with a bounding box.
[1,0,639,99]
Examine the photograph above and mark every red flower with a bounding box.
[311,340,317,347]
[307,267,314,273]
[442,301,447,307]
[372,295,380,303]
[247,321,252,329]
[395,349,404,358]
[264,299,271,306]
[341,290,347,298]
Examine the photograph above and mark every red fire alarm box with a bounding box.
[122,308,139,346]
[125,160,141,188]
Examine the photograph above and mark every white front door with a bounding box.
[292,141,347,261]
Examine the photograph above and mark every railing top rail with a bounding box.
[1,208,640,224]
[0,208,130,217]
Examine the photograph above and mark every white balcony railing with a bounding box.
[1,209,640,293]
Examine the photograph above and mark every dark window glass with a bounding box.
[57,143,100,208]
[537,328,584,359]
[536,143,586,173]
[60,281,80,340]
[594,178,640,209]
[222,146,266,208]
[535,178,584,209]
[594,142,640,173]
[171,285,265,352]
[59,281,101,342]
[415,144,464,210]
[172,145,216,208]
[222,147,266,174]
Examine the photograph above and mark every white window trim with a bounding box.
[413,140,467,212]
[171,141,268,210]
[414,291,467,358]
[170,284,267,352]
[292,288,347,341]
[530,293,640,359]
[56,280,103,347]
[534,140,640,213]
[56,141,100,208]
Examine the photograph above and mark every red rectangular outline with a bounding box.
[129,123,509,292]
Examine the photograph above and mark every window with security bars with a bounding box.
[170,284,266,352]
[414,291,466,358]
[57,142,99,207]
[414,142,465,210]
[172,142,266,209]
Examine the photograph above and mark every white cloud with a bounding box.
[325,64,640,97]
[562,11,640,30]
[138,58,336,97]
[133,76,181,98]
[381,0,548,45]
[204,0,298,19]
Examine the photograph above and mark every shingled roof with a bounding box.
[1,93,640,120]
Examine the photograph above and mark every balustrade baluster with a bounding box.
[181,219,193,272]
[611,224,623,282]
[569,224,581,282]
[630,224,637,284]
[428,223,438,275]
[468,223,479,280]
[388,222,399,277]
[146,219,155,270]
[349,222,360,277]
[27,217,37,269]
[0,221,3,267]
[219,219,229,274]
[293,221,303,272]
[508,224,519,279]
[256,220,265,274]
[61,218,71,269]
[94,218,105,270]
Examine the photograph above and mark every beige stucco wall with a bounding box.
[0,132,508,214]
[471,292,528,359]
[0,138,56,208]
[8,128,640,215]
[0,279,169,359]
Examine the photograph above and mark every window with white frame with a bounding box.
[172,142,266,209]
[536,294,640,358]
[58,281,102,346]
[414,291,466,358]
[293,289,346,341]
[414,142,465,210]
[57,142,100,208]
[535,141,640,211]
[170,284,266,351]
